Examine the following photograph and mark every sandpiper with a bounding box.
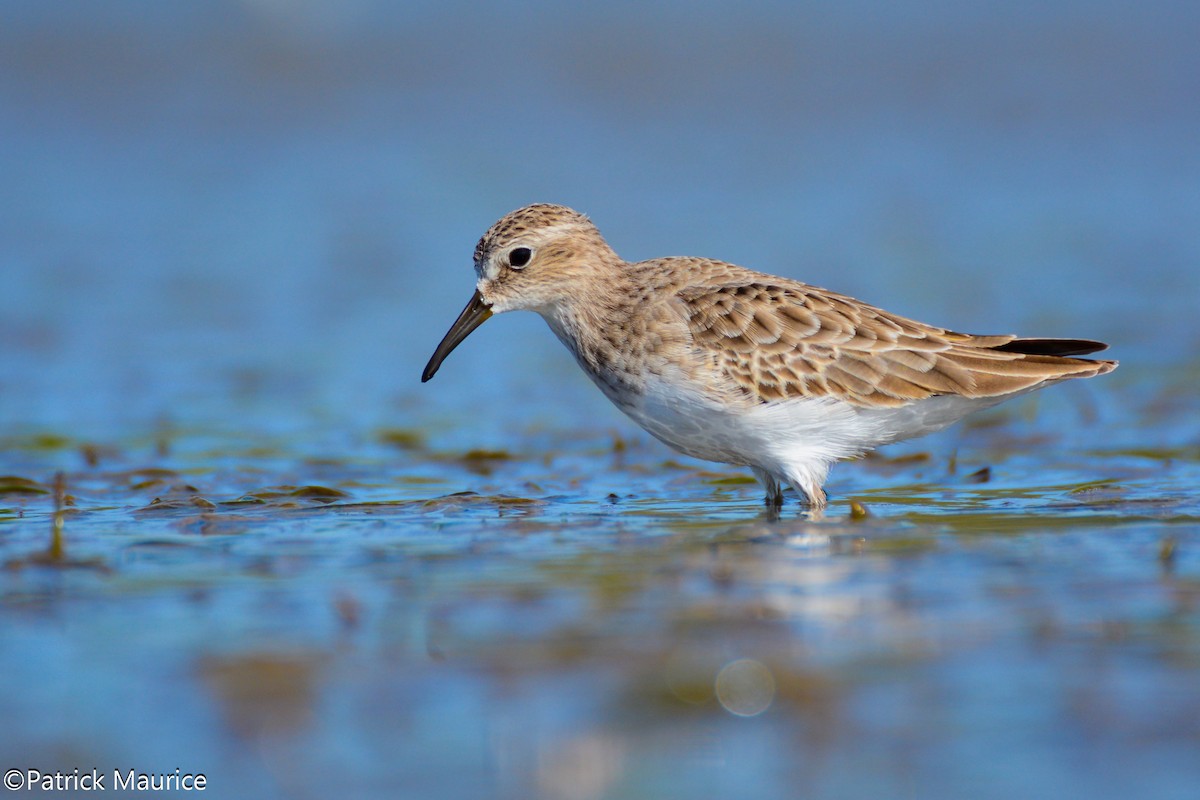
[422,204,1116,508]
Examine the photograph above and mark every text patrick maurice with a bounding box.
[4,768,206,792]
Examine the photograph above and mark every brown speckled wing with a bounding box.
[675,281,1116,407]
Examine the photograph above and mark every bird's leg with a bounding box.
[784,468,828,511]
[751,467,784,509]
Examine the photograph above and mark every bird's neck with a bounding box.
[538,276,650,398]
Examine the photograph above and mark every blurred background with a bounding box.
[2,0,1196,436]
[2,3,1199,799]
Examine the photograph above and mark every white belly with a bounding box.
[604,368,1004,475]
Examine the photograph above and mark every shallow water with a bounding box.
[2,2,1199,798]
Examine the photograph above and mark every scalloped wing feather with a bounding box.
[675,281,1116,407]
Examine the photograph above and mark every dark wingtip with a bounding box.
[991,338,1109,357]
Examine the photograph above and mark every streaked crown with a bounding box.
[472,204,615,280]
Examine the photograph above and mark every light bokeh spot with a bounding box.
[715,658,776,717]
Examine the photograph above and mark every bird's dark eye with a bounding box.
[509,247,532,268]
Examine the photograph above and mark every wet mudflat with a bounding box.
[2,368,1198,798]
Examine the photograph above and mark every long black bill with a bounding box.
[421,289,493,382]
